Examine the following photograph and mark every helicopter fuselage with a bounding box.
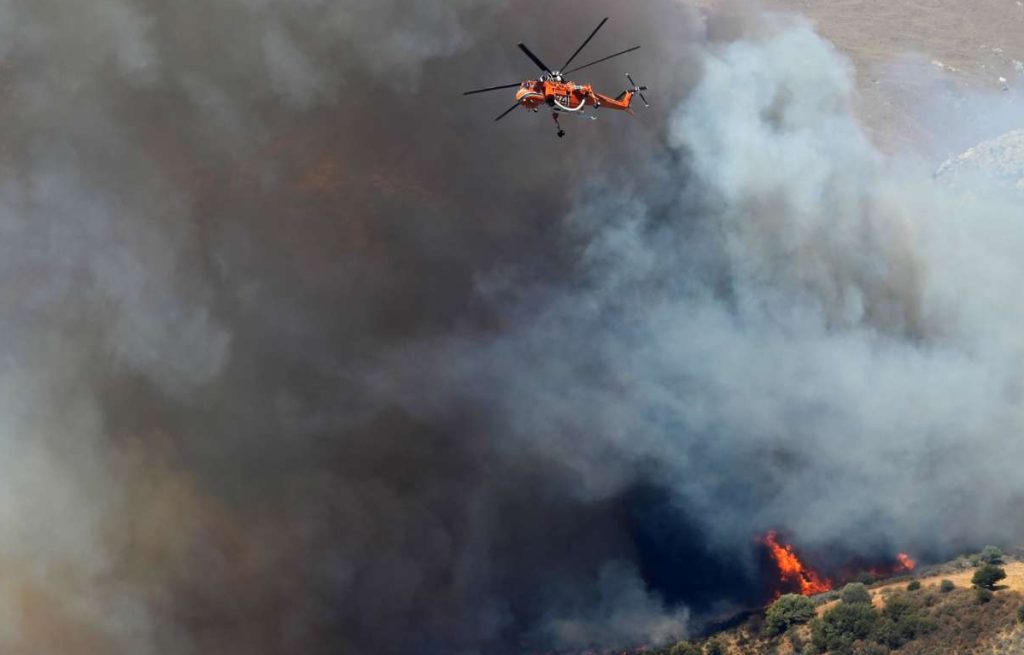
[514,78,635,114]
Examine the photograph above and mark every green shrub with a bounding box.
[874,619,903,649]
[853,572,878,586]
[906,580,921,591]
[811,602,881,653]
[975,587,993,604]
[840,582,873,605]
[669,641,701,655]
[881,594,913,622]
[972,564,1007,590]
[704,637,726,655]
[939,579,955,593]
[875,594,936,649]
[1017,604,1024,624]
[764,593,817,636]
[979,545,1004,564]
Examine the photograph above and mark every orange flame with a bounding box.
[866,551,918,579]
[762,531,833,596]
[896,552,916,572]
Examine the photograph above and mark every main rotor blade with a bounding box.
[561,17,608,72]
[518,43,553,75]
[564,45,640,75]
[464,82,522,96]
[494,102,520,122]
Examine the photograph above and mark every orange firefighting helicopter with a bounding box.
[463,17,649,138]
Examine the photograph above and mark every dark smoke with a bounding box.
[4,0,1024,653]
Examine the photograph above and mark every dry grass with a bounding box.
[987,624,1024,654]
[872,560,1024,597]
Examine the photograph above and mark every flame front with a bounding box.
[762,531,833,596]
[896,552,916,572]
[866,551,918,578]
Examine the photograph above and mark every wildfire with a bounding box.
[762,531,833,596]
[866,551,918,579]
[896,552,916,572]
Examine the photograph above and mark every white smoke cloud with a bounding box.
[381,15,1024,580]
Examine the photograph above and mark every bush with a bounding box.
[979,545,1005,564]
[703,637,726,655]
[841,582,873,605]
[669,642,702,655]
[764,593,817,636]
[881,594,913,622]
[875,593,936,649]
[1017,604,1024,624]
[972,564,1007,590]
[906,580,921,591]
[811,602,881,653]
[939,579,955,593]
[853,572,878,586]
[975,587,993,604]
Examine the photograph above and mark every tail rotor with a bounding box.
[626,73,650,108]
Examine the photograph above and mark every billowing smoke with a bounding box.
[2,0,1023,653]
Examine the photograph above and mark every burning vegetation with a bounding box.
[761,531,918,600]
[652,548,1024,655]
[762,531,834,597]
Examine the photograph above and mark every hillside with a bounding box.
[657,553,1024,655]
[935,128,1024,191]
[768,0,1024,152]
[698,0,1024,153]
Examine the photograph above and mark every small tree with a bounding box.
[906,580,921,591]
[939,579,955,593]
[975,587,993,604]
[764,593,817,636]
[979,545,1005,564]
[972,564,1007,590]
[840,582,873,605]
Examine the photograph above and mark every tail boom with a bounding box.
[593,90,635,112]
[592,74,649,113]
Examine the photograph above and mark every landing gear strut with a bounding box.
[551,112,565,138]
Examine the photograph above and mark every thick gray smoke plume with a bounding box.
[3,0,1024,653]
